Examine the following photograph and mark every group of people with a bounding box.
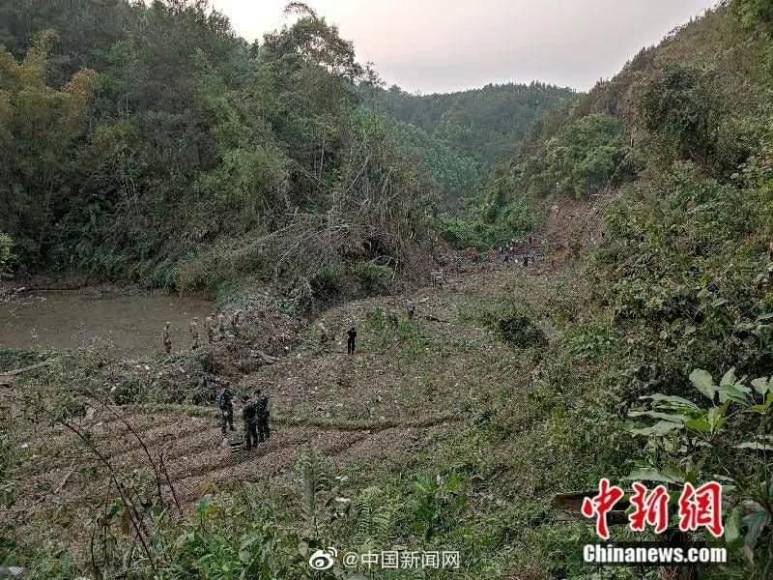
[171,300,427,450]
[216,385,271,450]
[162,311,244,353]
[498,236,540,267]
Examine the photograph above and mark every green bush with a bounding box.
[441,195,536,250]
[639,65,723,168]
[0,232,15,278]
[735,0,773,28]
[354,262,393,295]
[505,113,632,201]
[545,113,632,198]
[493,312,547,348]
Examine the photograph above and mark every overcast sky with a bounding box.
[211,0,719,94]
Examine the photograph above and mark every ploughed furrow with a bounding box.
[167,428,312,486]
[173,429,369,503]
[329,426,444,468]
[100,416,211,459]
[16,411,452,513]
[21,415,200,477]
[65,422,226,487]
[204,430,368,486]
[22,414,182,472]
[100,418,216,468]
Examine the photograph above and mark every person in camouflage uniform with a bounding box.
[217,384,235,435]
[406,300,416,320]
[255,389,270,442]
[217,313,227,341]
[205,316,215,344]
[162,322,172,354]
[190,317,200,350]
[242,395,259,450]
[231,310,242,337]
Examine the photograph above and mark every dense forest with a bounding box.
[363,83,575,207]
[461,0,773,575]
[0,0,571,296]
[1,1,772,579]
[0,0,440,298]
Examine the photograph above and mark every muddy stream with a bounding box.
[0,290,213,357]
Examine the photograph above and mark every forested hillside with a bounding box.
[0,0,436,299]
[453,0,772,575]
[364,83,575,209]
[1,1,772,579]
[366,83,575,170]
[0,0,574,292]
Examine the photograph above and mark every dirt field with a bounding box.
[2,198,601,555]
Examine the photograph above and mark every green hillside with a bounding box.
[453,1,773,574]
[364,83,576,210]
[1,1,772,579]
[367,83,576,170]
[0,0,435,299]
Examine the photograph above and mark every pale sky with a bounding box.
[212,0,719,93]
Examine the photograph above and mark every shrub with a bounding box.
[0,233,14,278]
[639,65,722,168]
[493,312,547,348]
[545,113,631,198]
[354,262,393,295]
[735,0,773,29]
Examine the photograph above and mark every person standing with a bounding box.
[190,317,200,350]
[255,389,270,443]
[242,396,258,450]
[217,313,227,341]
[231,310,242,337]
[217,384,235,435]
[347,323,357,355]
[205,316,215,344]
[162,322,172,354]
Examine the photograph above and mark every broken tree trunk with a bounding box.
[0,359,56,387]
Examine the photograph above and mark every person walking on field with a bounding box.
[347,323,357,355]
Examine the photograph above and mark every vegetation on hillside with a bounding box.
[0,0,436,302]
[456,0,773,575]
[366,82,576,171]
[365,83,576,236]
[1,1,771,579]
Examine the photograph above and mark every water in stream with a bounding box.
[0,291,214,357]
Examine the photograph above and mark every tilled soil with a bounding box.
[4,225,597,553]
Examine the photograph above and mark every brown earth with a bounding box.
[2,197,603,555]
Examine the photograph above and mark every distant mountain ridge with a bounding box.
[365,82,577,170]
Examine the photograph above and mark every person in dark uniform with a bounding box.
[162,322,172,354]
[255,389,270,442]
[205,316,215,344]
[217,384,235,434]
[242,396,258,450]
[346,323,357,355]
